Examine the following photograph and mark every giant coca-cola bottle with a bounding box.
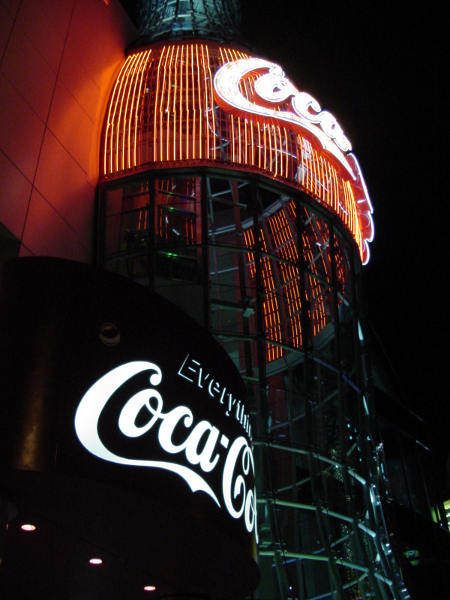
[95,1,408,599]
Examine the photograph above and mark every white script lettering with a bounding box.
[178,354,252,438]
[214,57,354,178]
[74,361,256,532]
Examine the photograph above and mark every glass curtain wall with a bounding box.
[98,169,406,600]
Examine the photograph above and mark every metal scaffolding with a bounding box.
[138,0,241,41]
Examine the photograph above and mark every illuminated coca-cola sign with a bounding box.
[0,258,257,539]
[75,358,257,534]
[0,258,260,595]
[214,57,354,176]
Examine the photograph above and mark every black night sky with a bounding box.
[122,2,448,459]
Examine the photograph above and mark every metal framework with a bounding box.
[139,0,241,42]
[97,168,407,599]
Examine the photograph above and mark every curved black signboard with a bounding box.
[0,257,258,598]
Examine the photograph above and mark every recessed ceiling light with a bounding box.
[89,558,103,565]
[20,524,36,532]
[143,585,156,592]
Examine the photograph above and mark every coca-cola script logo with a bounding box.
[214,57,354,177]
[74,361,257,534]
[214,57,374,264]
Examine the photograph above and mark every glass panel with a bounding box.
[154,177,202,282]
[103,180,150,283]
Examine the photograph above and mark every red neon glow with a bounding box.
[242,200,345,361]
[101,41,372,263]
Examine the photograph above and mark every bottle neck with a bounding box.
[138,0,241,43]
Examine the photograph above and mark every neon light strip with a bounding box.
[104,57,129,174]
[115,53,138,172]
[133,50,151,167]
[195,45,202,159]
[108,54,133,173]
[205,45,216,160]
[122,53,139,170]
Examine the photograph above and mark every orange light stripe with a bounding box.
[167,45,176,161]
[327,162,333,211]
[328,162,334,210]
[300,140,306,187]
[271,125,277,178]
[277,126,282,178]
[333,169,339,214]
[116,54,139,171]
[344,181,351,229]
[189,44,194,159]
[315,150,321,198]
[158,45,171,162]
[109,54,134,173]
[257,121,262,170]
[104,56,130,174]
[344,181,352,232]
[326,165,332,214]
[263,125,272,171]
[261,234,282,351]
[319,156,325,203]
[332,168,338,214]
[237,117,242,163]
[172,44,180,161]
[249,120,254,166]
[185,43,190,159]
[190,44,196,159]
[299,137,305,186]
[123,53,140,169]
[162,45,171,162]
[126,52,148,169]
[273,210,301,348]
[165,46,173,161]
[188,44,193,159]
[180,43,185,160]
[341,181,348,226]
[153,46,164,162]
[113,55,133,171]
[199,45,209,158]
[311,148,316,196]
[311,148,318,197]
[279,128,284,178]
[303,139,310,190]
[306,144,311,191]
[231,115,236,162]
[195,45,203,159]
[133,49,151,167]
[205,45,216,160]
[243,119,248,164]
